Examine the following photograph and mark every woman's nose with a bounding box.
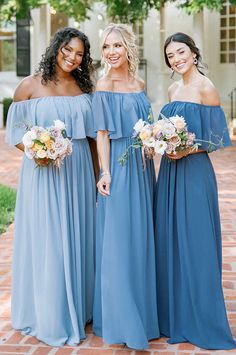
[69,51,76,60]
[108,46,115,54]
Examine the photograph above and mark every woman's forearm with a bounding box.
[97,131,110,174]
[16,143,24,152]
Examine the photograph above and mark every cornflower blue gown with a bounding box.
[92,91,159,350]
[154,101,236,350]
[6,95,96,347]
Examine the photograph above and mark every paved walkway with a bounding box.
[0,129,236,355]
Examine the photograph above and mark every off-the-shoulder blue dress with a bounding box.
[92,91,159,350]
[6,95,96,346]
[154,101,236,349]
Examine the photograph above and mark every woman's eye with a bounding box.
[115,44,121,48]
[103,45,108,49]
[62,47,70,54]
[179,51,184,54]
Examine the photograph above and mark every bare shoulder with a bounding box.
[95,76,113,92]
[135,76,145,91]
[13,75,39,102]
[167,81,179,101]
[200,77,220,106]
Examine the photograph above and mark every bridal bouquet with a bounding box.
[22,120,72,167]
[118,114,200,165]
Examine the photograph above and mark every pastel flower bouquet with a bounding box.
[118,113,224,166]
[22,120,72,167]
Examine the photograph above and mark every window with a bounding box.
[220,1,236,63]
[0,23,16,71]
[133,22,144,59]
[133,21,147,86]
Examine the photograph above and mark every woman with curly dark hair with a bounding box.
[6,27,96,346]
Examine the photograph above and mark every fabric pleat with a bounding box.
[6,95,96,346]
[154,101,235,350]
[92,91,159,350]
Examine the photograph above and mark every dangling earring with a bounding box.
[193,57,198,65]
[170,68,174,79]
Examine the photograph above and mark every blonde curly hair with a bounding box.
[101,23,139,77]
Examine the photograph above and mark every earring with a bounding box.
[193,57,198,65]
[77,67,82,72]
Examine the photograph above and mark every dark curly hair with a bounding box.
[164,32,206,76]
[36,27,94,93]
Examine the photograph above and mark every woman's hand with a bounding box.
[166,147,204,160]
[166,148,191,160]
[34,157,51,167]
[97,174,111,196]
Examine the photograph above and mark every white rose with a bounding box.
[30,129,37,140]
[154,140,167,155]
[24,147,35,159]
[54,120,66,130]
[170,115,186,132]
[139,126,152,141]
[143,137,156,148]
[153,123,163,137]
[133,119,146,133]
[54,137,68,155]
[162,123,176,139]
[22,131,35,148]
[47,149,58,160]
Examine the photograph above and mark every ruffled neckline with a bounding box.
[163,101,221,109]
[11,94,90,105]
[160,99,231,151]
[95,90,145,95]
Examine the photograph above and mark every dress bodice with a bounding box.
[160,101,231,151]
[92,91,151,139]
[6,94,94,145]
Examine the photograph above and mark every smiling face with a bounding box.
[165,41,196,75]
[57,37,84,73]
[102,30,128,69]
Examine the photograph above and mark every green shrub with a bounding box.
[0,184,16,234]
[2,97,13,126]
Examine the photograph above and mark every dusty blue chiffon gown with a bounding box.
[154,101,236,350]
[92,91,159,350]
[6,95,96,346]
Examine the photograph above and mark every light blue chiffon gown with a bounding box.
[154,101,236,350]
[92,91,159,350]
[6,95,96,346]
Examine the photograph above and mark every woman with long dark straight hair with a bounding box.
[154,32,236,350]
[6,27,96,346]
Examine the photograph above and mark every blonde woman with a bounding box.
[92,23,159,349]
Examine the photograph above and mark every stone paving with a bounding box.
[0,129,236,355]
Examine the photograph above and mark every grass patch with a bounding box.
[0,184,16,234]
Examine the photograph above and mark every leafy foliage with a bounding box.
[0,184,16,234]
[48,0,93,22]
[174,0,223,14]
[0,0,93,23]
[3,97,13,126]
[104,0,166,23]
[0,0,235,25]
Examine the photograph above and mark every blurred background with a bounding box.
[0,0,236,131]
